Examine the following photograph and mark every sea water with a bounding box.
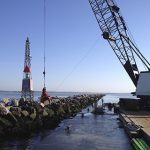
[0,92,134,150]
[0,91,97,101]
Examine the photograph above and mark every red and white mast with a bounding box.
[21,37,34,101]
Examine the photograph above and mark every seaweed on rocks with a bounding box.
[0,94,104,138]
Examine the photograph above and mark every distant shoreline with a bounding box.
[0,90,130,94]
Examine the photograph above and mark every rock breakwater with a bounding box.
[0,94,104,138]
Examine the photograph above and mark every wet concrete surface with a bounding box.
[0,106,133,150]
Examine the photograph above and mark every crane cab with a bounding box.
[136,71,150,97]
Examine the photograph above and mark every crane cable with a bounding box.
[54,38,100,91]
[43,0,46,88]
[116,1,149,71]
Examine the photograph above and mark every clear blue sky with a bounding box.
[0,0,150,93]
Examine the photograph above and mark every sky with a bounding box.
[0,0,150,93]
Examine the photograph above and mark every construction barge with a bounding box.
[117,98,150,149]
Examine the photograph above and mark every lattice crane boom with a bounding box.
[88,0,150,86]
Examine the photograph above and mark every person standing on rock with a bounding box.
[40,87,51,105]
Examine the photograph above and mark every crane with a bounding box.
[88,0,150,105]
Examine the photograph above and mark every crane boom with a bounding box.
[88,0,150,86]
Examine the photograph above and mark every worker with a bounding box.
[65,125,70,134]
[87,108,90,112]
[40,87,51,104]
[81,113,84,118]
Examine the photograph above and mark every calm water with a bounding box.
[0,91,99,101]
[0,92,134,150]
